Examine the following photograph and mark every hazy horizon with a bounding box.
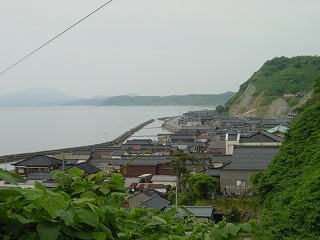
[1,0,320,98]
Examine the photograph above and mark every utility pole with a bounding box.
[61,152,65,171]
[175,181,178,208]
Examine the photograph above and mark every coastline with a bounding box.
[0,119,154,163]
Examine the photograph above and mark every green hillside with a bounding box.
[252,75,320,239]
[226,56,320,117]
[100,92,235,106]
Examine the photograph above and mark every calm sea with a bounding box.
[0,106,208,157]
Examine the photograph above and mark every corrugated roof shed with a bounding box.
[164,206,214,218]
[151,175,177,182]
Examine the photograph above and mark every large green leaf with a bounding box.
[22,188,44,201]
[75,207,99,227]
[145,216,167,227]
[98,223,114,240]
[99,185,110,195]
[35,181,47,192]
[38,192,69,219]
[225,223,240,236]
[11,213,35,224]
[69,168,84,177]
[71,185,87,195]
[73,197,96,205]
[210,228,223,240]
[92,232,106,240]
[239,222,252,233]
[0,189,23,202]
[0,168,18,185]
[37,223,61,240]
[72,231,92,239]
[56,209,75,226]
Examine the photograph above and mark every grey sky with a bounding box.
[0,0,319,98]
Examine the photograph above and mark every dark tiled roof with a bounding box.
[205,168,220,177]
[125,139,152,144]
[26,172,54,180]
[222,146,279,170]
[75,162,101,174]
[164,206,214,218]
[111,149,127,156]
[142,188,163,197]
[93,147,119,152]
[240,131,282,143]
[203,154,232,163]
[13,155,62,167]
[110,156,170,166]
[139,194,170,210]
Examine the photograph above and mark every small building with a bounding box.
[151,175,177,187]
[12,155,63,176]
[72,162,101,176]
[239,130,282,146]
[283,93,295,98]
[137,194,171,211]
[219,146,279,195]
[125,189,169,210]
[164,206,214,220]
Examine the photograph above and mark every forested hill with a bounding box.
[100,92,235,106]
[226,56,320,118]
[252,75,320,239]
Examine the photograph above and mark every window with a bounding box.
[18,168,24,174]
[236,180,245,187]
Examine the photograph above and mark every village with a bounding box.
[1,109,291,221]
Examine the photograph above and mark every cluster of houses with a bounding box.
[0,109,290,220]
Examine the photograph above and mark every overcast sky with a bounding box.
[0,0,319,98]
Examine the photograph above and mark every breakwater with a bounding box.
[162,116,182,132]
[0,119,154,163]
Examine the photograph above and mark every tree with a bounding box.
[252,78,320,239]
[188,173,218,199]
[314,75,320,94]
[166,150,197,193]
[216,105,226,114]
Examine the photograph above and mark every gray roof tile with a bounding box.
[13,155,62,167]
[164,206,214,218]
[222,146,279,170]
[151,175,177,182]
[139,194,170,210]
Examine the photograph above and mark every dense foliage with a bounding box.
[0,169,252,240]
[100,92,235,106]
[226,56,320,111]
[252,75,320,239]
[188,173,218,200]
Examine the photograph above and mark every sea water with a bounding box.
[0,105,208,156]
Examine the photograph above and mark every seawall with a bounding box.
[0,119,154,163]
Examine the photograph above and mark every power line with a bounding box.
[0,0,114,77]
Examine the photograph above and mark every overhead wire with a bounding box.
[0,0,114,77]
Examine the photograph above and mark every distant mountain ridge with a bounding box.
[99,92,235,106]
[0,87,81,107]
[226,56,320,118]
[0,88,235,107]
